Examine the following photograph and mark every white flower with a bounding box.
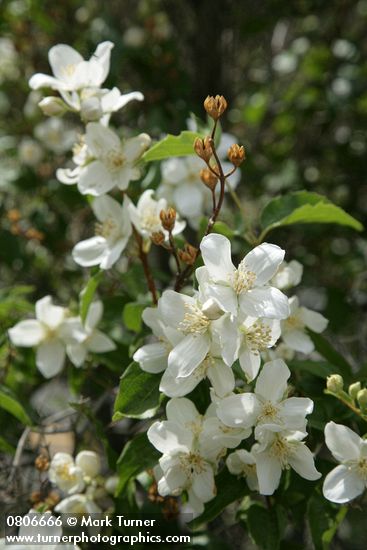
[253,430,321,495]
[157,289,225,379]
[55,493,102,514]
[199,233,290,319]
[57,123,151,196]
[78,87,144,124]
[281,296,328,354]
[29,42,114,93]
[34,117,77,154]
[217,359,314,434]
[63,301,116,366]
[226,449,258,491]
[72,195,132,269]
[271,260,303,290]
[127,189,185,240]
[219,315,281,381]
[18,138,43,166]
[49,450,101,494]
[8,296,69,377]
[323,422,367,503]
[148,398,247,517]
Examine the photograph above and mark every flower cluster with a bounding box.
[136,233,324,515]
[8,297,115,377]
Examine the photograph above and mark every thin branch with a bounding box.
[133,227,158,305]
[168,231,181,276]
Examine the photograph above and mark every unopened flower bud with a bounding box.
[38,97,67,116]
[35,454,49,471]
[348,382,362,400]
[228,144,246,167]
[200,168,218,190]
[194,137,212,162]
[203,95,228,120]
[326,374,344,393]
[151,231,165,245]
[178,244,198,265]
[160,208,176,232]
[80,96,103,122]
[357,389,367,410]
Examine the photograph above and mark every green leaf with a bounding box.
[244,503,286,550]
[122,302,146,333]
[260,191,363,238]
[80,270,103,323]
[116,432,160,496]
[310,332,352,380]
[0,435,15,454]
[0,385,33,426]
[113,362,161,419]
[142,131,203,162]
[289,360,336,379]
[189,469,248,528]
[307,492,347,550]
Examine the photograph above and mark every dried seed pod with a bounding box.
[178,244,198,265]
[160,208,176,232]
[203,95,228,120]
[35,454,50,471]
[194,136,212,162]
[200,168,218,191]
[151,231,165,246]
[228,143,246,167]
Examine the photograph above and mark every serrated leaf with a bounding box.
[260,191,363,238]
[189,469,248,528]
[142,131,203,162]
[122,302,146,333]
[0,385,33,426]
[79,270,103,323]
[116,432,160,496]
[113,362,161,419]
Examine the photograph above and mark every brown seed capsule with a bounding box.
[35,454,50,471]
[203,95,228,120]
[151,231,165,246]
[178,244,198,265]
[45,490,61,507]
[228,144,246,167]
[194,136,212,162]
[7,209,21,222]
[30,491,42,504]
[160,208,176,232]
[200,168,218,191]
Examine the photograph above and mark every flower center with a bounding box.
[178,303,210,335]
[179,452,207,478]
[56,463,76,482]
[193,354,214,379]
[258,401,280,424]
[284,315,304,330]
[241,463,257,478]
[104,149,125,172]
[269,435,293,468]
[185,418,203,437]
[231,263,256,294]
[62,64,76,78]
[141,207,161,233]
[355,458,367,479]
[95,218,118,240]
[244,321,272,352]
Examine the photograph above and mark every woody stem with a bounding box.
[133,227,158,305]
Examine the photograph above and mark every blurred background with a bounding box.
[1,1,367,547]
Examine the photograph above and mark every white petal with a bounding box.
[217,393,261,429]
[147,421,192,454]
[72,236,107,267]
[78,161,115,196]
[288,443,321,480]
[255,451,282,495]
[240,287,290,319]
[205,284,238,317]
[29,73,66,90]
[75,450,101,477]
[87,330,116,352]
[255,359,290,402]
[281,397,314,429]
[242,243,285,285]
[216,315,239,366]
[200,233,235,282]
[166,397,199,425]
[48,44,83,80]
[323,465,365,503]
[191,466,216,503]
[300,307,328,333]
[101,88,144,112]
[186,489,205,518]
[35,295,65,329]
[92,194,122,223]
[85,122,120,156]
[89,41,114,86]
[169,333,210,378]
[85,300,103,331]
[66,343,87,367]
[207,359,235,397]
[36,339,65,377]
[282,328,314,354]
[160,364,200,397]
[123,133,151,162]
[100,238,127,269]
[8,320,45,347]
[134,342,168,373]
[238,348,261,382]
[158,463,187,496]
[324,421,363,462]
[158,290,193,328]
[173,183,204,218]
[56,166,80,185]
